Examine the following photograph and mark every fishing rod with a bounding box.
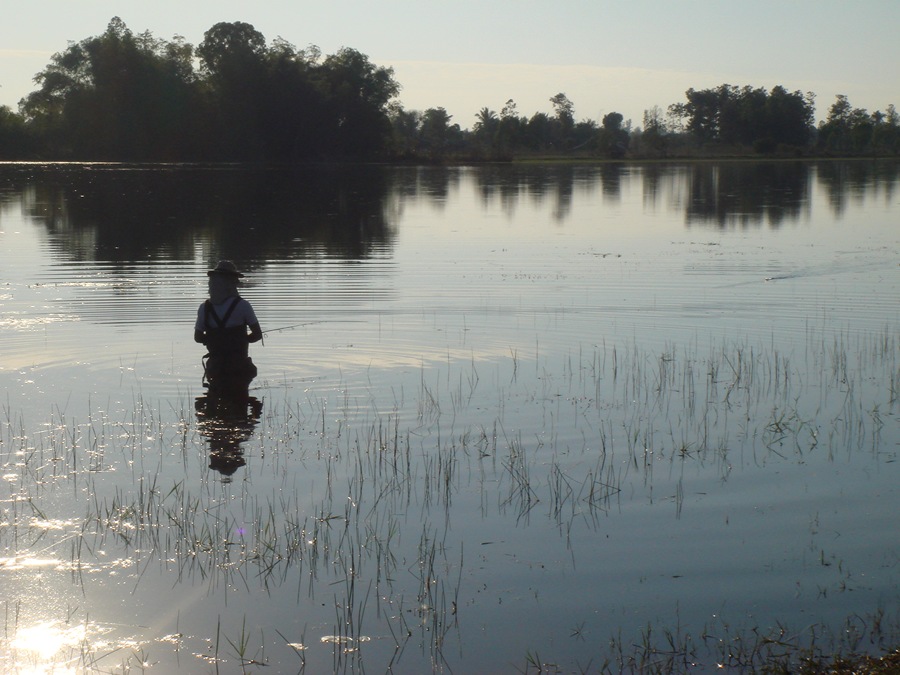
[261,319,363,335]
[261,322,322,335]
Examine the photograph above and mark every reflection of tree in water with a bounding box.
[471,164,620,222]
[641,163,666,208]
[414,166,461,203]
[2,164,396,264]
[195,395,263,481]
[685,162,811,228]
[815,160,900,217]
[5,162,896,248]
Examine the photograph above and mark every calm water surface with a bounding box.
[0,161,898,672]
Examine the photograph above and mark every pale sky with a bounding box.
[1,0,898,130]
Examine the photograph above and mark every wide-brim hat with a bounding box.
[207,260,244,278]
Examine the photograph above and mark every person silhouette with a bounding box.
[194,261,262,398]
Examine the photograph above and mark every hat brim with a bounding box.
[207,269,244,278]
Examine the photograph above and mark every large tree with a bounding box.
[418,107,461,159]
[549,92,575,148]
[257,39,328,160]
[19,18,401,161]
[678,86,727,142]
[387,105,422,158]
[765,86,815,149]
[22,17,199,159]
[670,84,814,151]
[600,112,629,158]
[496,99,525,155]
[472,107,499,156]
[0,106,31,158]
[640,105,668,157]
[317,48,400,158]
[196,22,269,159]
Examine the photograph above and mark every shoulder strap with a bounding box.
[203,300,218,328]
[220,297,242,326]
[204,297,242,329]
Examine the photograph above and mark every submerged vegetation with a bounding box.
[0,17,898,162]
[1,321,897,672]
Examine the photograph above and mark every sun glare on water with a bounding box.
[7,620,88,673]
[0,557,60,569]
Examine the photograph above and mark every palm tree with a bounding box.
[473,107,498,155]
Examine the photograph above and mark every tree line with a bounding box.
[1,18,898,162]
[2,18,399,161]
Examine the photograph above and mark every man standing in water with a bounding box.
[194,260,262,398]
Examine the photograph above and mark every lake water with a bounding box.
[0,161,898,673]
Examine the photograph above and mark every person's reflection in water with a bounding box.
[195,394,263,481]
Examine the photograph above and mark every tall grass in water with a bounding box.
[0,323,897,672]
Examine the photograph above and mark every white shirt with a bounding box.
[195,296,258,331]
